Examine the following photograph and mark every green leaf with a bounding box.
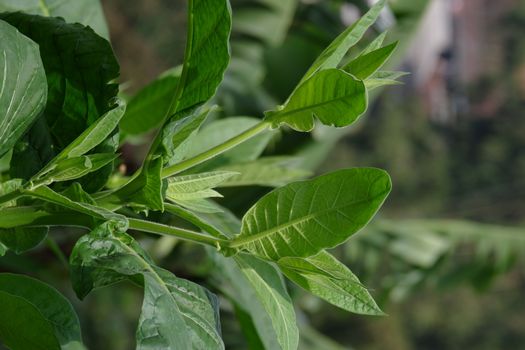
[120,69,181,135]
[0,178,23,208]
[128,157,165,211]
[216,157,312,187]
[361,31,387,55]
[160,107,209,166]
[0,273,82,349]
[278,251,383,315]
[1,13,120,189]
[231,168,391,260]
[28,185,128,230]
[0,0,110,38]
[164,203,226,238]
[0,227,47,256]
[0,290,60,350]
[0,19,47,157]
[364,70,408,90]
[58,102,126,160]
[265,69,367,131]
[70,223,224,349]
[343,41,398,79]
[171,197,224,214]
[36,153,118,185]
[171,0,232,114]
[300,0,385,81]
[212,252,299,350]
[166,171,237,200]
[187,117,276,168]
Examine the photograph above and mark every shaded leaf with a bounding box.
[0,227,47,256]
[0,0,109,38]
[0,19,47,157]
[1,13,120,189]
[0,273,82,349]
[231,168,391,260]
[120,69,181,135]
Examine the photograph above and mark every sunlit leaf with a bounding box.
[231,168,391,260]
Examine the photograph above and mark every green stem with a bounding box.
[161,121,271,178]
[128,218,229,249]
[0,189,23,206]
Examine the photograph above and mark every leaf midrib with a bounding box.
[231,189,389,248]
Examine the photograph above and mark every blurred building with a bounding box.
[407,0,519,123]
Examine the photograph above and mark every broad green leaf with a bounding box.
[0,227,47,256]
[265,69,367,131]
[0,291,60,350]
[120,69,181,135]
[204,206,299,350]
[1,13,120,189]
[0,273,82,349]
[343,42,398,79]
[166,171,237,200]
[0,19,47,157]
[278,251,383,315]
[160,107,209,166]
[36,153,118,185]
[0,0,109,38]
[300,0,385,81]
[171,0,232,114]
[216,157,311,187]
[70,223,224,349]
[28,185,128,230]
[231,168,391,260]
[187,117,276,168]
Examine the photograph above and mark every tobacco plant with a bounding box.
[0,0,404,348]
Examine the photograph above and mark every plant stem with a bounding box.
[128,218,229,249]
[0,189,23,206]
[161,121,271,178]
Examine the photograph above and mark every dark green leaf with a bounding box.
[0,19,47,157]
[0,273,82,349]
[0,0,110,38]
[120,68,181,135]
[1,13,120,188]
[128,157,165,211]
[231,168,391,260]
[0,227,47,256]
[0,291,60,350]
[265,69,367,131]
[343,42,398,79]
[278,251,383,315]
[70,223,224,349]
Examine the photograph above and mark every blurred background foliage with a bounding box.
[1,0,525,349]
